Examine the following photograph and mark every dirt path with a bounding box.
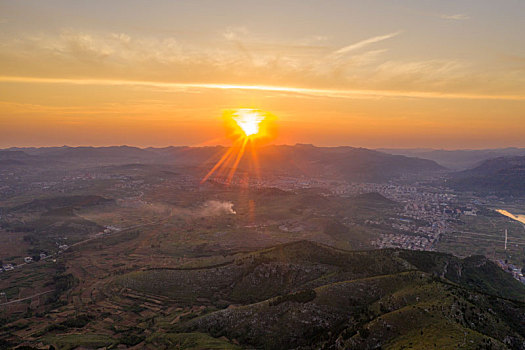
[0,290,55,306]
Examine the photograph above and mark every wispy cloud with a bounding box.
[0,75,523,101]
[1,29,523,99]
[223,26,249,41]
[439,14,470,20]
[333,31,401,56]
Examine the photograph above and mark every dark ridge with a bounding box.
[448,156,525,196]
[11,195,114,212]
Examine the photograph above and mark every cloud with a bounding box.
[439,14,470,20]
[111,33,131,44]
[333,31,401,56]
[223,26,249,41]
[372,59,473,92]
[12,30,185,66]
[59,32,113,61]
[1,29,328,80]
[343,49,388,66]
[376,59,464,78]
[1,75,523,101]
[1,29,523,100]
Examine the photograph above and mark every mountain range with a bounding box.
[379,148,525,170]
[0,145,445,183]
[448,156,525,197]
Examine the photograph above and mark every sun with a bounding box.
[224,108,276,142]
[232,109,265,137]
[201,108,277,184]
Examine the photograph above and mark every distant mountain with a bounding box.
[2,145,445,183]
[448,156,525,196]
[0,149,58,167]
[246,144,445,182]
[0,150,34,163]
[29,145,153,163]
[5,145,220,167]
[379,147,525,170]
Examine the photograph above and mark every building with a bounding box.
[2,264,14,271]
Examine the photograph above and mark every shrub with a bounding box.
[119,334,145,346]
[269,289,317,306]
[60,314,92,328]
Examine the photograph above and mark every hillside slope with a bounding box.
[448,156,525,196]
[111,241,525,349]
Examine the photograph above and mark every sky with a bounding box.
[0,0,524,149]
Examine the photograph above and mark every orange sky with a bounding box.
[0,1,524,149]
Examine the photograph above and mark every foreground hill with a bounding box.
[3,145,444,183]
[109,241,524,349]
[3,241,524,349]
[448,156,525,197]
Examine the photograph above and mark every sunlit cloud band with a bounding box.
[1,76,524,101]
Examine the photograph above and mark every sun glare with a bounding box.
[201,108,277,184]
[232,109,265,137]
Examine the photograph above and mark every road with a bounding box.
[0,290,55,306]
[2,218,167,273]
[453,230,525,245]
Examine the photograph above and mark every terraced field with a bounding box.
[2,240,524,349]
[103,241,525,349]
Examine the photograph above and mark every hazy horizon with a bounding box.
[0,142,525,152]
[3,143,525,151]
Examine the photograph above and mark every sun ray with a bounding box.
[249,140,261,181]
[216,145,240,179]
[201,108,277,185]
[227,137,249,183]
[200,141,238,183]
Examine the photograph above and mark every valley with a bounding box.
[0,146,524,349]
